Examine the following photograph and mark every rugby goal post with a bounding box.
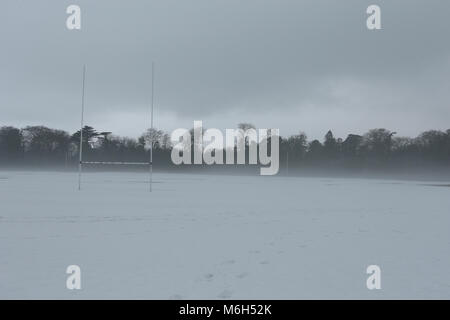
[77,63,155,191]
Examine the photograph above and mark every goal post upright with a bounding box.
[149,62,155,192]
[78,64,86,191]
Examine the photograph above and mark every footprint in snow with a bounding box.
[236,272,248,279]
[218,289,233,299]
[204,273,214,281]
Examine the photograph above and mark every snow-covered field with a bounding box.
[0,170,449,299]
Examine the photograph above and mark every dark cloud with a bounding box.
[1,0,450,139]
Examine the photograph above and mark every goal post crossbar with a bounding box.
[82,161,151,165]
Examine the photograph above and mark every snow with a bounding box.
[0,170,449,299]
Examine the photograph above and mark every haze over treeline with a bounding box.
[1,124,450,173]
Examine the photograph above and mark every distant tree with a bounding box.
[161,133,172,149]
[0,126,23,163]
[447,129,450,157]
[69,126,99,161]
[391,136,419,165]
[106,136,140,161]
[361,128,396,158]
[139,128,167,150]
[323,130,338,158]
[307,139,323,161]
[237,123,257,149]
[71,126,98,145]
[342,134,363,157]
[392,136,415,152]
[416,130,448,161]
[22,126,70,162]
[286,132,308,163]
[237,123,256,132]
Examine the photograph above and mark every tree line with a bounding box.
[1,124,449,171]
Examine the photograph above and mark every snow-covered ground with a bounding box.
[0,170,449,299]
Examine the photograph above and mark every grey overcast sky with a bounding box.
[1,0,450,140]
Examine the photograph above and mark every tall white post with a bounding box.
[78,65,86,191]
[149,62,154,192]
